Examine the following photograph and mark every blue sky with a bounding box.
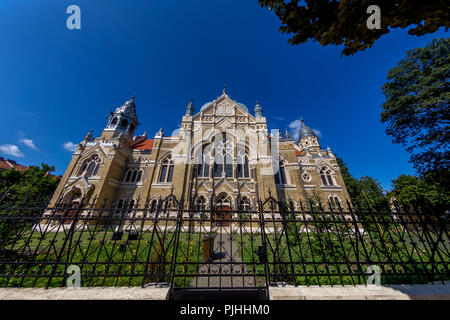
[0,0,447,190]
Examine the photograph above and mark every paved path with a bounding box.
[191,229,264,288]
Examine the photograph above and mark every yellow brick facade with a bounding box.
[49,90,351,213]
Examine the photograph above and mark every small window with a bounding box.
[121,119,128,128]
[150,200,157,213]
[240,197,250,211]
[274,160,287,185]
[125,170,132,182]
[136,171,142,182]
[196,197,206,212]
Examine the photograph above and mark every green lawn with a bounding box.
[0,228,204,288]
[1,221,448,288]
[236,224,449,286]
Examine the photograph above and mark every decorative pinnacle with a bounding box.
[131,94,135,102]
[222,85,227,95]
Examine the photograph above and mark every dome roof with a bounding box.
[236,102,248,112]
[200,101,213,111]
[298,120,317,140]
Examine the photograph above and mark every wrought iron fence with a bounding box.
[0,192,448,293]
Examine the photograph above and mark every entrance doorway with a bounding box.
[215,205,231,226]
[65,201,79,224]
[215,194,232,226]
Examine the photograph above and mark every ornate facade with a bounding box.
[49,88,351,213]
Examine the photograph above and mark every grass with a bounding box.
[1,220,448,288]
[236,224,450,286]
[0,227,204,288]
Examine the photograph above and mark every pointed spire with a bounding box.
[222,85,227,95]
[155,127,164,138]
[185,99,194,116]
[84,130,93,142]
[142,129,147,138]
[284,129,293,141]
[254,101,263,118]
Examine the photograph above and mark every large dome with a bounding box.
[298,120,317,140]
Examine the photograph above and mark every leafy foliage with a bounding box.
[0,164,60,206]
[336,155,387,209]
[0,164,60,246]
[380,38,450,175]
[388,173,450,211]
[258,0,449,56]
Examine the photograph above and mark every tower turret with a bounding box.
[185,99,194,116]
[103,95,139,139]
[297,119,320,149]
[254,101,263,118]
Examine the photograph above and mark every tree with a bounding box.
[0,164,60,247]
[336,156,387,209]
[258,0,449,56]
[389,174,450,211]
[380,38,449,177]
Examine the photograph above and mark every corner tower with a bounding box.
[102,96,139,139]
[297,119,320,150]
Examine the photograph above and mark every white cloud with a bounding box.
[63,141,78,152]
[288,117,322,140]
[0,144,24,158]
[19,138,38,150]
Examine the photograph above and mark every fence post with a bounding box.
[278,200,296,286]
[257,199,271,290]
[169,197,184,294]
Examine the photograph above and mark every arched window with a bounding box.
[217,194,231,208]
[121,119,128,128]
[78,155,101,178]
[213,137,233,178]
[115,199,124,217]
[111,117,118,125]
[240,197,250,211]
[131,170,137,182]
[136,170,143,182]
[159,156,175,183]
[334,196,340,208]
[128,199,135,215]
[197,149,211,178]
[214,153,223,177]
[274,160,287,185]
[320,167,334,186]
[237,152,249,178]
[150,199,157,213]
[196,197,206,212]
[125,170,132,182]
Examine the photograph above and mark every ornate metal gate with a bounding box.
[0,192,448,300]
